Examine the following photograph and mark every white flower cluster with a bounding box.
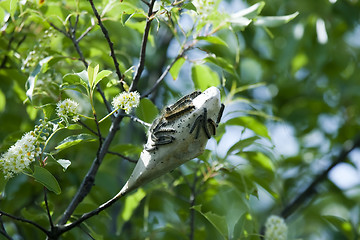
[56,98,80,122]
[112,91,140,114]
[0,120,53,179]
[192,0,216,18]
[0,132,39,179]
[265,215,288,240]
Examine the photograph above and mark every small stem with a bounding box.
[44,188,54,230]
[98,109,118,124]
[107,151,137,163]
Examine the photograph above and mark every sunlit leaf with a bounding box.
[41,103,56,120]
[191,64,220,91]
[254,12,299,27]
[226,116,270,139]
[32,166,61,195]
[227,136,260,155]
[230,2,265,19]
[93,70,112,90]
[56,159,71,171]
[87,62,99,90]
[0,89,5,112]
[182,2,197,12]
[169,57,185,80]
[25,56,53,102]
[55,134,97,152]
[197,36,228,47]
[122,188,146,221]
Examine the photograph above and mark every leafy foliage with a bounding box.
[1,0,360,239]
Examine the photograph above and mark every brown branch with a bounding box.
[88,0,124,91]
[280,136,360,219]
[129,0,157,92]
[108,151,137,163]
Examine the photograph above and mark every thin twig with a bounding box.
[141,43,194,98]
[88,0,124,90]
[77,24,95,42]
[0,210,50,235]
[108,151,137,163]
[280,136,360,219]
[120,113,151,127]
[44,188,54,230]
[77,120,99,136]
[130,0,157,92]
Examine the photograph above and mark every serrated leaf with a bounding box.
[254,12,299,27]
[193,205,228,239]
[136,98,158,123]
[169,57,185,80]
[25,56,53,102]
[191,64,220,91]
[226,116,270,139]
[197,36,228,47]
[32,166,61,195]
[56,159,71,171]
[55,134,97,151]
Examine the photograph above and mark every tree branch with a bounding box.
[0,210,49,236]
[0,215,12,240]
[88,0,125,91]
[57,114,124,225]
[281,136,360,219]
[130,0,157,92]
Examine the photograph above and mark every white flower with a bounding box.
[56,98,80,122]
[112,91,140,114]
[0,132,38,179]
[192,0,216,18]
[265,215,288,240]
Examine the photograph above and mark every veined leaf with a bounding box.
[55,134,97,151]
[254,12,299,27]
[32,166,61,195]
[227,136,260,155]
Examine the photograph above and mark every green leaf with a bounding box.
[169,57,185,80]
[122,189,146,221]
[41,103,56,120]
[32,166,61,195]
[55,134,97,152]
[193,205,228,239]
[227,136,260,155]
[323,215,355,240]
[204,56,236,75]
[191,64,220,91]
[93,70,112,90]
[136,98,159,123]
[56,159,71,171]
[254,12,299,27]
[0,89,5,112]
[182,3,197,12]
[25,56,53,102]
[226,116,270,139]
[197,36,228,47]
[87,62,99,89]
[0,171,7,196]
[231,2,265,19]
[240,152,275,173]
[62,72,88,94]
